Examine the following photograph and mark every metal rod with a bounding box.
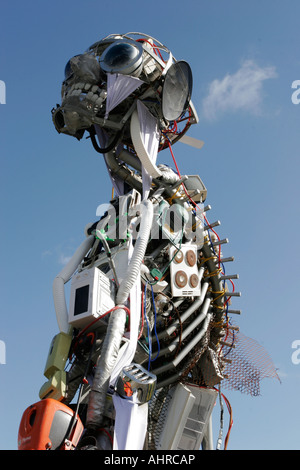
[224,292,241,297]
[219,274,239,281]
[204,220,221,231]
[212,238,228,247]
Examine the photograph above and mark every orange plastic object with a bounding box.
[18,398,84,450]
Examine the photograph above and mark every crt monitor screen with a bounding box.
[74,284,89,316]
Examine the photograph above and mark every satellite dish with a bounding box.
[162,61,193,121]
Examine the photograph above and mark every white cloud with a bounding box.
[202,59,277,121]
[58,253,72,265]
[41,246,73,266]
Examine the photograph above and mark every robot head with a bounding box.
[52,32,198,162]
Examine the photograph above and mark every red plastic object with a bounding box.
[18,398,84,450]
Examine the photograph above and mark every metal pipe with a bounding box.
[212,238,228,247]
[220,256,234,263]
[173,311,212,367]
[152,301,212,376]
[153,296,211,358]
[198,266,205,282]
[156,282,209,341]
[219,274,239,281]
[118,148,142,172]
[203,220,221,231]
[105,151,143,193]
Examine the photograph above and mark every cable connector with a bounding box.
[150,268,163,281]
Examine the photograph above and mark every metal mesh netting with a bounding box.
[145,322,280,450]
[220,327,280,396]
[147,387,173,450]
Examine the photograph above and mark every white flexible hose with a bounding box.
[116,199,154,305]
[86,199,154,431]
[53,235,94,333]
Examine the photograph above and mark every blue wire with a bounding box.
[150,284,160,362]
[143,282,161,370]
[143,282,151,371]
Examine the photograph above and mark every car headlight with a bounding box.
[100,40,144,77]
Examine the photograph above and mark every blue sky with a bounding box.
[1,0,300,450]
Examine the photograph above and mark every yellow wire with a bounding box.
[203,267,223,279]
[210,289,226,302]
[167,185,182,203]
[199,255,218,266]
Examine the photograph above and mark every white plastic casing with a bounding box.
[157,383,217,450]
[68,267,115,329]
[169,244,201,297]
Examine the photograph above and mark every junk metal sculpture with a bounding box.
[18,32,279,451]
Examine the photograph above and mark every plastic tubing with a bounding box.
[86,199,154,431]
[115,199,154,305]
[52,235,94,334]
[85,305,128,431]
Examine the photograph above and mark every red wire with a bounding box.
[135,38,165,62]
[167,139,182,178]
[222,392,233,450]
[213,387,233,450]
[75,305,130,341]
